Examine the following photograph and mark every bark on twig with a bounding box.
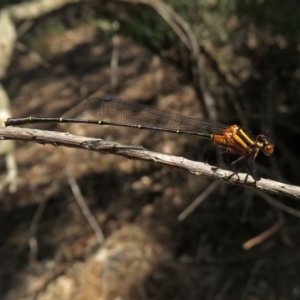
[1,126,299,200]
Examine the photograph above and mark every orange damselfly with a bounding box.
[5,95,274,180]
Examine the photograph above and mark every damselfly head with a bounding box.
[256,134,274,156]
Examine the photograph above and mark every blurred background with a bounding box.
[1,0,300,299]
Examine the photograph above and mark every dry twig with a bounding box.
[1,126,299,200]
[178,180,220,221]
[67,173,105,246]
[243,207,284,250]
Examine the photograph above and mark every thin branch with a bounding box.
[28,193,50,264]
[67,173,105,246]
[15,42,50,69]
[1,126,300,199]
[255,189,300,218]
[243,208,284,250]
[27,176,66,267]
[178,180,220,221]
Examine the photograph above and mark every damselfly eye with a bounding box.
[263,143,274,156]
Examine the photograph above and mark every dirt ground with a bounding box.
[1,1,300,300]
